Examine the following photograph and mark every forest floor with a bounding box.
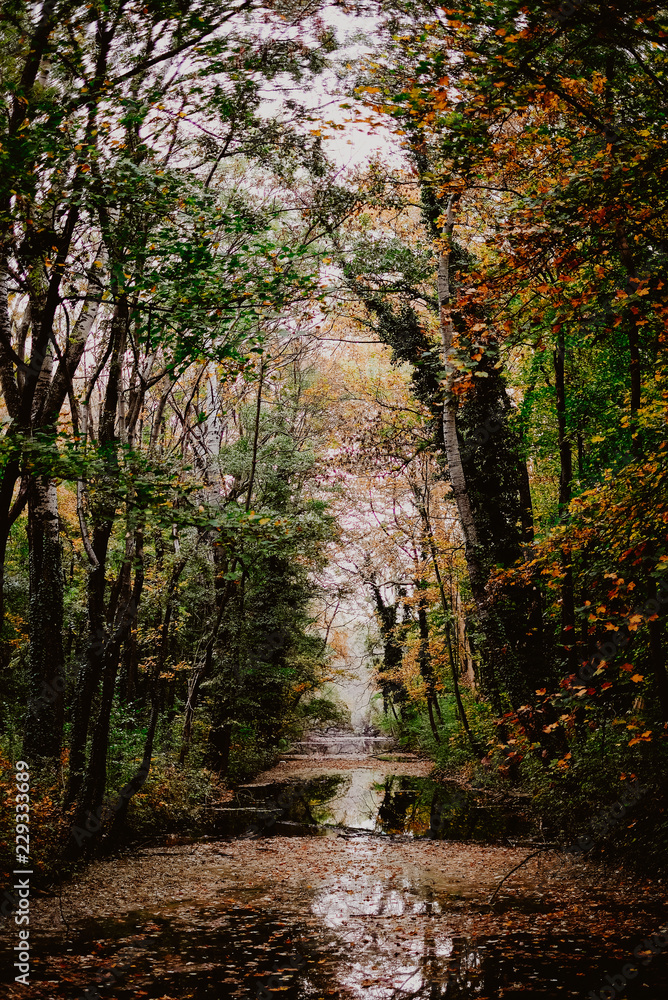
[4,753,668,999]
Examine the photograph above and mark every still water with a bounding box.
[223,771,533,841]
[6,766,667,999]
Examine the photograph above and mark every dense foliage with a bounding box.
[330,0,668,863]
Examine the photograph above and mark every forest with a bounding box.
[0,2,667,996]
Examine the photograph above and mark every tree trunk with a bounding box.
[179,571,235,766]
[554,330,572,511]
[437,244,483,603]
[0,457,22,646]
[368,581,408,717]
[66,293,128,804]
[518,455,534,544]
[72,522,144,847]
[416,585,440,743]
[105,699,159,848]
[0,266,23,636]
[65,521,113,805]
[554,333,578,671]
[425,530,481,756]
[22,475,65,762]
[648,580,668,723]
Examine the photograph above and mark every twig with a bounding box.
[488,848,549,904]
[57,882,74,940]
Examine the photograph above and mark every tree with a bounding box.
[348,0,668,763]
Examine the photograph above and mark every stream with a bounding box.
[3,737,667,1000]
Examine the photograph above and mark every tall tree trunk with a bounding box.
[518,457,534,545]
[105,698,159,848]
[72,521,144,846]
[554,332,578,671]
[416,584,440,743]
[119,625,139,703]
[368,581,408,717]
[22,475,64,762]
[206,572,245,776]
[648,580,668,723]
[427,538,481,756]
[179,566,235,765]
[65,520,113,805]
[415,486,480,751]
[66,293,128,805]
[199,368,263,773]
[73,350,148,833]
[614,221,642,457]
[0,457,22,644]
[436,204,484,603]
[554,330,572,511]
[0,266,24,638]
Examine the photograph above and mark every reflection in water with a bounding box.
[373,775,534,841]
[245,772,533,842]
